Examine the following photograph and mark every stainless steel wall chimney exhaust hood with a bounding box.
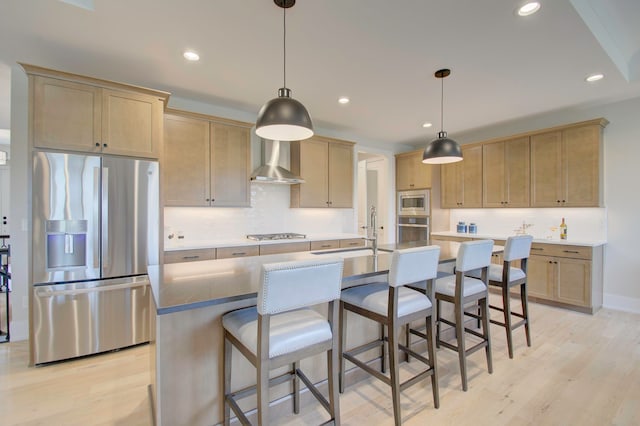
[250,140,305,184]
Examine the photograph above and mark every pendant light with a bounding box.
[256,0,313,141]
[422,68,463,164]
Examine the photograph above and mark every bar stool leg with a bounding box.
[327,346,340,424]
[387,320,401,426]
[380,323,386,374]
[426,315,439,408]
[435,299,442,349]
[223,335,232,426]
[521,282,532,347]
[455,300,468,391]
[481,297,493,374]
[339,301,346,394]
[502,285,514,359]
[293,361,300,414]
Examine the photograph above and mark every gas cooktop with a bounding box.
[246,233,307,241]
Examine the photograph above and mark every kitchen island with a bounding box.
[147,241,486,426]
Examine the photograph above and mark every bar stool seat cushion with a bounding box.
[466,265,526,283]
[435,275,487,298]
[222,306,332,359]
[341,282,432,317]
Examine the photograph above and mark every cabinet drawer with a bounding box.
[430,235,474,242]
[216,245,259,259]
[164,248,216,264]
[530,243,592,260]
[259,242,311,255]
[311,240,341,251]
[339,238,365,249]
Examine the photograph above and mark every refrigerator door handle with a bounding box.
[101,166,109,272]
[34,280,149,297]
[93,166,101,269]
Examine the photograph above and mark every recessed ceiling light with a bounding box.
[338,97,350,104]
[183,50,200,61]
[517,2,541,16]
[585,73,604,83]
[422,122,433,128]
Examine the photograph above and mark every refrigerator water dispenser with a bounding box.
[46,220,88,269]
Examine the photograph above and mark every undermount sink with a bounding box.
[311,247,391,258]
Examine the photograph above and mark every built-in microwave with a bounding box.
[397,189,430,216]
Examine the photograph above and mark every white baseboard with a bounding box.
[603,293,640,314]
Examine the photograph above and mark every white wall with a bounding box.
[164,184,355,246]
[436,96,640,313]
[9,65,29,341]
[449,208,607,242]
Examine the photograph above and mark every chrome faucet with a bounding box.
[364,206,378,256]
[514,221,534,235]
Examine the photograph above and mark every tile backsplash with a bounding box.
[164,183,356,245]
[449,208,607,241]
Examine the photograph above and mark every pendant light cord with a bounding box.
[440,76,444,132]
[283,4,287,89]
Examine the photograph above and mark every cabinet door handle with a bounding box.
[349,242,359,246]
[95,142,100,147]
[205,198,210,202]
[182,255,200,260]
[321,244,331,248]
[531,248,543,251]
[103,143,108,148]
[231,252,246,256]
[563,250,580,254]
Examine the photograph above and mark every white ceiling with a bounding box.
[1,0,639,146]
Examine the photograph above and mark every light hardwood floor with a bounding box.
[2,296,639,425]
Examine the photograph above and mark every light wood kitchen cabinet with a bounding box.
[440,144,483,208]
[310,240,341,251]
[431,234,603,313]
[396,150,432,190]
[530,120,607,207]
[164,248,216,264]
[526,243,602,313]
[216,245,259,259]
[483,136,530,207]
[26,66,167,159]
[259,242,312,255]
[163,110,251,207]
[290,136,354,208]
[339,238,366,248]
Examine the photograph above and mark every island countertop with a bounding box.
[148,240,478,315]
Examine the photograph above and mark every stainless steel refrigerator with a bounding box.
[31,151,159,365]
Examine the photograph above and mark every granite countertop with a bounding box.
[149,240,479,315]
[164,233,363,251]
[430,231,606,247]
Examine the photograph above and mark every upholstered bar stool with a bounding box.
[469,235,533,358]
[435,239,494,392]
[222,257,344,426]
[339,246,441,425]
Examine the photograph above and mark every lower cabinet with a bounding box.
[431,234,603,313]
[527,253,593,309]
[164,248,216,264]
[216,245,259,259]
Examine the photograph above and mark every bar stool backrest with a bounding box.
[388,245,440,288]
[456,240,494,272]
[257,258,344,315]
[504,235,534,262]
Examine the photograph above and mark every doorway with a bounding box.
[357,152,392,244]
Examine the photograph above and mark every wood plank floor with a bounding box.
[2,296,639,425]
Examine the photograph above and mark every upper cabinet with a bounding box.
[163,110,251,207]
[290,136,354,208]
[483,136,530,208]
[531,121,606,207]
[440,145,483,208]
[395,150,432,190]
[24,64,168,159]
